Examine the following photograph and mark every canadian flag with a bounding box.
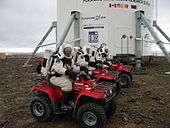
[109,3,116,8]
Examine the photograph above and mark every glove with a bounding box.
[80,66,89,74]
[84,55,90,62]
[65,69,78,81]
[65,69,72,76]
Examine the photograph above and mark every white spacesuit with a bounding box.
[95,44,113,66]
[74,47,89,67]
[50,44,79,92]
[73,46,91,74]
[50,58,73,92]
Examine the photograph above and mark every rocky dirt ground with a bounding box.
[0,56,170,128]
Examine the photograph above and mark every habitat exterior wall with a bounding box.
[57,0,155,56]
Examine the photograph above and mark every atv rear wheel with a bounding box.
[76,103,106,128]
[119,73,132,88]
[30,96,52,122]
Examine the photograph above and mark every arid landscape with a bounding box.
[0,56,170,128]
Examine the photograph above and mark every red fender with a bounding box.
[75,89,106,106]
[31,85,63,101]
[111,64,132,72]
[95,74,117,80]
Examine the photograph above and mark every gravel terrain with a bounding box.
[0,56,170,128]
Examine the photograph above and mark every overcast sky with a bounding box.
[0,0,57,52]
[0,0,170,53]
[155,0,170,52]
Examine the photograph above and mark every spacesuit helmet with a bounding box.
[104,45,109,55]
[97,43,107,53]
[62,44,73,59]
[96,43,109,60]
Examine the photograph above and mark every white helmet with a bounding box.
[97,43,107,54]
[82,46,89,55]
[96,43,109,61]
[73,46,80,53]
[62,44,73,59]
[74,46,88,56]
[62,44,73,50]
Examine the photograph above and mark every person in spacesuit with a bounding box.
[74,46,89,74]
[95,43,113,67]
[50,44,79,92]
[49,44,82,108]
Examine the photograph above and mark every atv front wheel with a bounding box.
[115,84,121,96]
[105,100,117,119]
[119,74,132,88]
[30,96,52,122]
[76,103,106,128]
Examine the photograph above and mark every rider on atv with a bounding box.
[50,44,77,91]
[31,44,118,128]
[74,46,90,74]
[49,44,80,107]
[94,44,133,87]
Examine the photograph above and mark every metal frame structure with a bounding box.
[135,10,170,68]
[23,21,57,67]
[73,11,81,47]
[135,11,143,68]
[23,10,170,68]
[23,11,80,67]
[153,21,170,43]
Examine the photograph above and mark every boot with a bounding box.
[61,91,73,111]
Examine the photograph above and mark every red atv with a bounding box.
[108,58,133,88]
[94,43,133,88]
[30,72,117,128]
[91,64,121,96]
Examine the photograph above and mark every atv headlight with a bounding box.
[84,85,92,91]
[85,87,91,90]
[109,89,113,94]
[105,88,114,101]
[107,89,112,97]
